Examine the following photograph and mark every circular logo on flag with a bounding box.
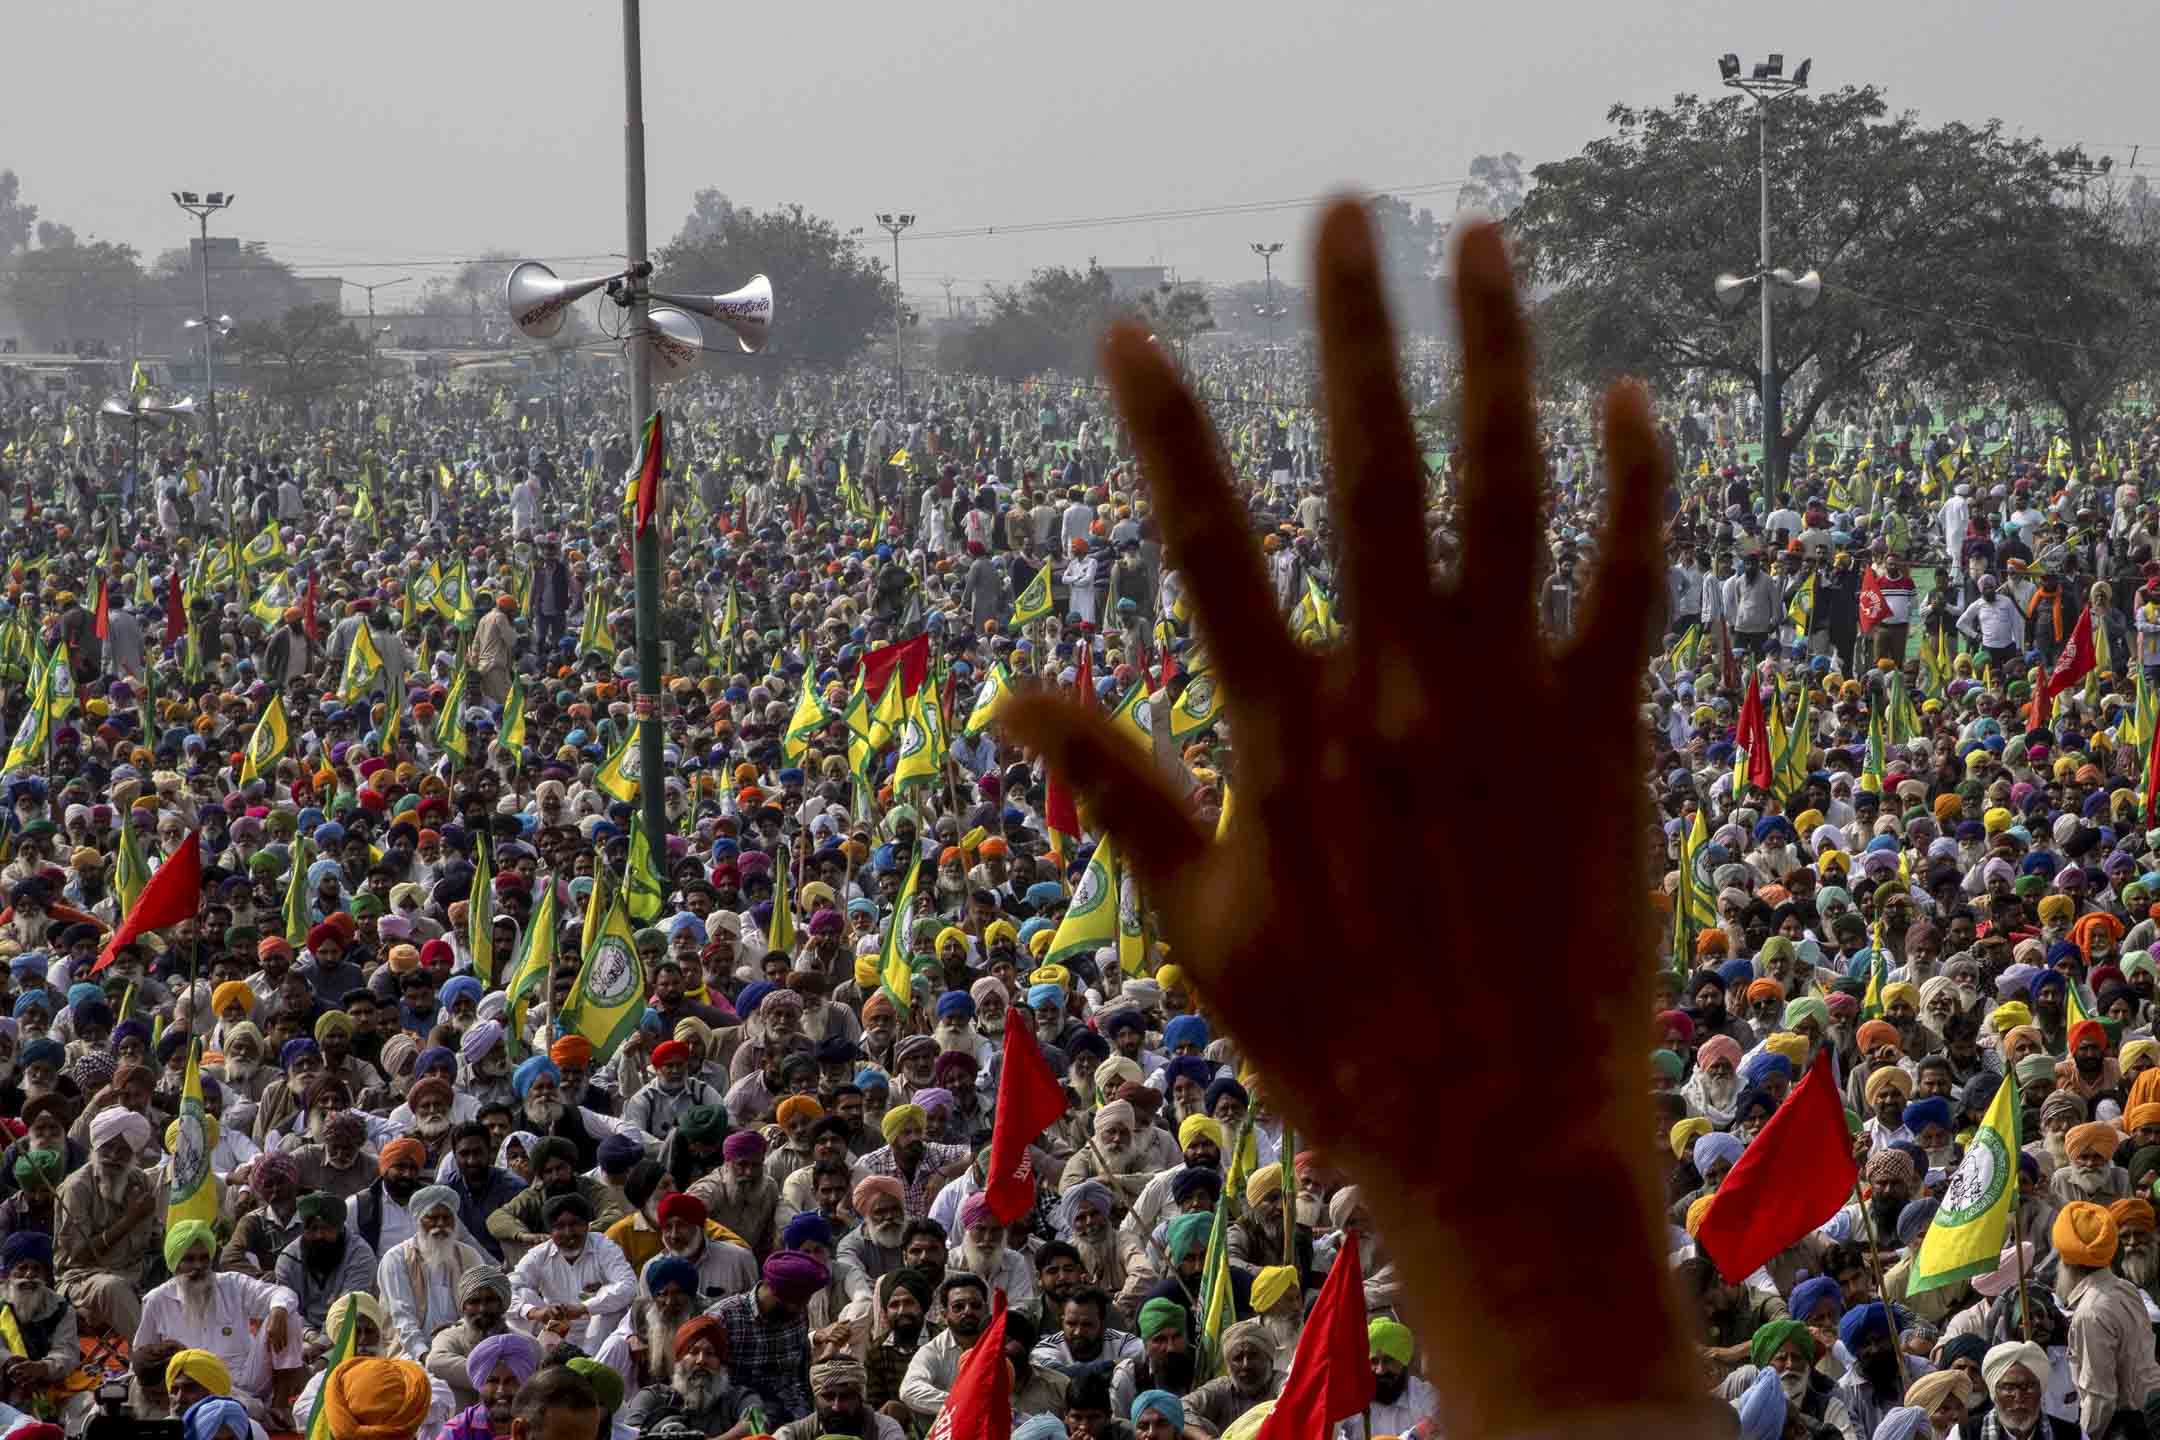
[1937,1122,2008,1227]
[585,934,639,1006]
[1131,699,1154,734]
[172,1113,209,1199]
[618,743,643,781]
[899,720,925,760]
[1067,858,1108,919]
[249,725,277,768]
[1182,676,1217,718]
[1117,870,1143,939]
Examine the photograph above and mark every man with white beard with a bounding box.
[1743,817,1800,886]
[1057,1180,1153,1321]
[509,1187,638,1350]
[836,1177,910,1291]
[423,1267,515,1411]
[594,1256,704,1406]
[387,1075,461,1156]
[0,1231,78,1408]
[623,1038,725,1139]
[949,1193,1037,1305]
[2114,1199,2160,1310]
[2050,1121,2131,1205]
[56,1107,162,1336]
[511,1055,656,1167]
[645,1190,758,1300]
[619,1313,755,1436]
[1682,1036,1743,1127]
[379,1185,494,1360]
[132,1220,304,1424]
[1054,1101,1153,1212]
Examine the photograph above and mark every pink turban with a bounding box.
[1697,1035,1744,1072]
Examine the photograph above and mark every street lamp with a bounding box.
[171,189,234,471]
[344,276,412,387]
[1250,242,1286,404]
[1715,52,1811,509]
[876,213,915,405]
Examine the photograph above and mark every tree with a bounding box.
[1511,86,2071,489]
[936,263,1117,379]
[1135,284,1216,350]
[226,303,370,412]
[1367,195,1446,335]
[1458,152,1528,218]
[418,250,521,318]
[656,201,890,367]
[0,235,144,351]
[0,171,34,259]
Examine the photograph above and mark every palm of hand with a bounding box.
[1004,206,1689,1434]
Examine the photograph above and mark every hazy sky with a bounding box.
[14,0,2159,315]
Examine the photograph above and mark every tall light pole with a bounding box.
[1716,52,1810,510]
[1250,242,1286,405]
[875,213,915,405]
[344,276,412,388]
[620,0,668,855]
[171,190,234,469]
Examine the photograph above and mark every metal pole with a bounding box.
[197,212,221,479]
[1757,100,1778,515]
[891,229,904,407]
[623,0,669,857]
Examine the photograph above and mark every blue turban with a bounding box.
[72,999,113,1031]
[440,976,483,1009]
[1902,1096,1952,1135]
[667,912,707,944]
[644,1255,699,1296]
[596,1134,644,1173]
[735,981,775,1018]
[1718,958,1755,989]
[65,982,103,1010]
[936,991,976,1021]
[19,1038,62,1071]
[1162,1015,1210,1051]
[280,1037,321,1069]
[415,1045,458,1078]
[2031,969,2068,1002]
[0,1231,52,1271]
[11,991,50,1019]
[182,1397,253,1440]
[1734,1365,1785,1440]
[465,1332,544,1391]
[1692,1132,1745,1175]
[1024,882,1065,910]
[1017,918,1052,945]
[1838,1301,1892,1351]
[1737,1052,1792,1089]
[1869,1409,1928,1440]
[1130,1391,1184,1430]
[1789,1276,1842,1323]
[512,1055,561,1098]
[1026,983,1064,1010]
[781,1212,834,1250]
[1896,1198,1940,1250]
[1162,1056,1215,1095]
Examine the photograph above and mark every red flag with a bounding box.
[925,1293,1011,1440]
[633,410,664,535]
[94,831,202,973]
[860,633,931,701]
[301,572,320,644]
[1043,645,1088,847]
[984,1007,1067,1225]
[2042,607,2095,705]
[1733,669,1774,793]
[1857,567,1886,634]
[1254,1225,1372,1440]
[1694,1048,1857,1284]
[2144,715,2160,827]
[165,566,185,647]
[92,577,109,641]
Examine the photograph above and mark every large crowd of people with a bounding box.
[0,209,2156,1440]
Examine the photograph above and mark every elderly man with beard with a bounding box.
[1227,1167,1309,1280]
[620,1312,755,1438]
[2053,1122,2131,1205]
[1685,1035,1746,1128]
[274,1191,382,1357]
[691,1131,783,1256]
[292,1291,456,1438]
[219,1151,304,1278]
[646,1190,759,1303]
[2114,1198,2160,1307]
[424,1267,516,1411]
[292,1105,378,1203]
[441,1331,542,1440]
[1109,1298,1199,1422]
[510,1187,637,1351]
[837,1176,909,1289]
[1030,1285,1140,1385]
[1711,1320,1857,1440]
[509,1056,655,1171]
[0,1231,77,1411]
[397,1075,461,1160]
[1831,1301,1934,1439]
[1056,1100,1155,1213]
[1981,1340,2080,1439]
[55,1106,159,1336]
[380,1185,493,1361]
[2052,1200,2160,1438]
[1121,1115,1223,1249]
[592,1256,703,1400]
[777,1356,907,1440]
[457,1023,515,1119]
[1057,1180,1153,1325]
[950,1193,1037,1306]
[1179,1319,1280,1433]
[134,1220,304,1423]
[624,1039,725,1140]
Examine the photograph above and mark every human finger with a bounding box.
[997,692,1211,918]
[1448,220,1541,644]
[1101,324,1295,731]
[1311,200,1431,657]
[1560,379,1667,698]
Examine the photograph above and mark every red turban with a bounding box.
[673,1315,728,1361]
[650,1040,691,1068]
[656,1191,707,1227]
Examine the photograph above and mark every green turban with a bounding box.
[1783,996,1830,1032]
[1367,1318,1414,1366]
[678,1106,728,1143]
[294,1191,345,1227]
[164,1218,217,1271]
[1137,1297,1187,1340]
[11,1149,61,1189]
[1750,1318,1815,1369]
[1164,1211,1213,1262]
[564,1357,624,1413]
[1650,1050,1684,1081]
[2014,1054,2058,1087]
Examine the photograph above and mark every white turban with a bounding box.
[1328,1185,1365,1229]
[88,1106,153,1155]
[1982,1340,2050,1397]
[1092,1100,1135,1136]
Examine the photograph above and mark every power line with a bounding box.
[905,180,1471,241]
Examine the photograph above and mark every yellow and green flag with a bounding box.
[768,845,798,957]
[240,521,287,570]
[1169,673,1225,740]
[624,820,665,925]
[501,676,529,766]
[302,1285,361,1440]
[165,1040,219,1231]
[1908,1067,2019,1293]
[595,721,644,803]
[965,661,1015,738]
[435,656,470,763]
[339,618,385,702]
[1010,560,1053,628]
[504,875,558,1060]
[878,849,924,1013]
[782,680,828,767]
[1047,833,1121,970]
[240,695,291,785]
[468,839,496,988]
[283,840,312,947]
[557,878,647,1061]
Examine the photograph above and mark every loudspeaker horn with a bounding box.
[641,306,707,383]
[1713,272,1753,311]
[647,274,773,354]
[100,397,139,421]
[148,395,199,418]
[504,261,625,341]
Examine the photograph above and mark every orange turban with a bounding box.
[2125,1103,2160,1134]
[2066,1121,2121,1164]
[2112,1198,2158,1236]
[2054,1200,2119,1268]
[549,1036,594,1067]
[775,1095,825,1128]
[322,1357,433,1440]
[1696,930,1730,958]
[1745,978,1786,1005]
[377,1138,426,1174]
[1856,1020,1901,1054]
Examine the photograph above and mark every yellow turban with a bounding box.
[1178,1114,1225,1152]
[314,1010,354,1041]
[1762,1032,1809,1067]
[1685,1193,1717,1237]
[1791,809,1824,836]
[211,981,253,1018]
[1881,982,1921,1012]
[1864,1066,1915,1105]
[321,1357,433,1440]
[1031,964,1073,991]
[2123,1039,2160,1072]
[855,956,881,991]
[1156,963,1185,991]
[1983,806,2013,836]
[1817,849,1849,875]
[1251,1266,1299,1315]
[935,926,968,954]
[1670,1117,1713,1161]
[2038,895,2076,926]
[983,920,1017,947]
[1029,929,1055,957]
[166,1349,232,1397]
[881,1104,927,1142]
[1244,1163,1284,1208]
[1990,1002,2034,1035]
[2053,1200,2119,1268]
[163,1218,216,1272]
[673,1017,710,1048]
[326,1291,391,1340]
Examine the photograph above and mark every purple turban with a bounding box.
[722,1130,768,1162]
[761,1250,830,1304]
[466,1332,544,1391]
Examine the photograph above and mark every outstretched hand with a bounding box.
[1002,204,1697,1436]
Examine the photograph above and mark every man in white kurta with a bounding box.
[379,1185,495,1362]
[134,1221,305,1420]
[509,1188,637,1351]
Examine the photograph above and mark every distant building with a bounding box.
[1101,266,1169,300]
[297,276,344,308]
